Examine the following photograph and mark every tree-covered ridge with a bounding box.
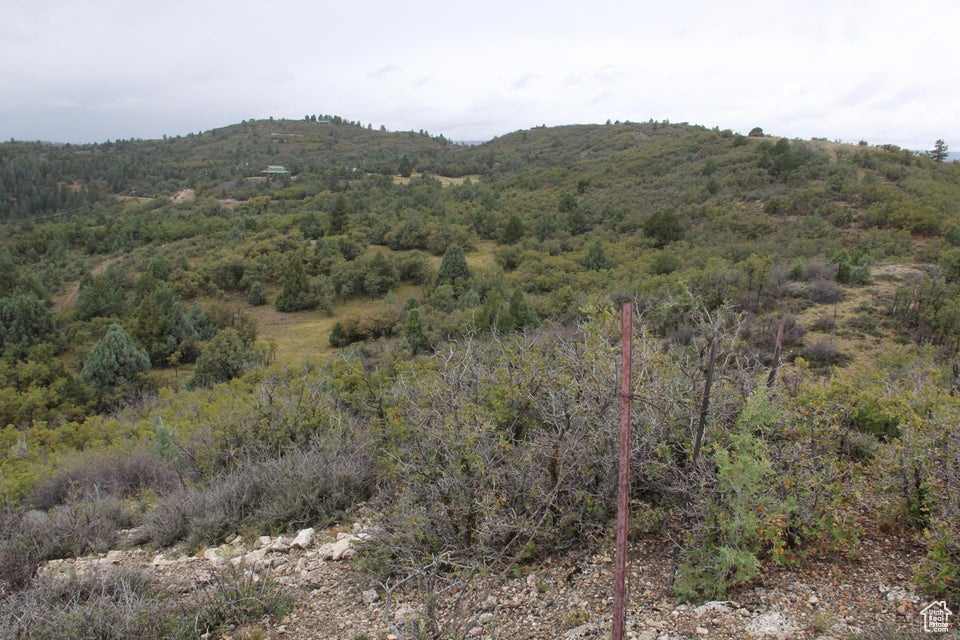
[1,118,960,619]
[1,120,959,430]
[0,116,457,221]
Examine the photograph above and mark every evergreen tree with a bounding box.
[187,328,259,389]
[643,209,685,247]
[145,256,173,281]
[930,139,949,163]
[362,251,399,296]
[329,321,347,348]
[131,280,209,366]
[580,240,613,270]
[435,246,471,292]
[76,265,128,320]
[506,289,537,330]
[476,289,507,333]
[247,280,266,306]
[501,214,525,244]
[329,194,350,235]
[403,308,430,354]
[275,253,319,312]
[0,292,53,358]
[0,249,18,297]
[81,323,150,394]
[398,155,414,178]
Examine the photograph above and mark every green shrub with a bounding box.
[915,530,960,601]
[649,251,680,275]
[674,393,792,600]
[187,328,261,389]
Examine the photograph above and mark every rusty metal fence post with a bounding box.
[612,302,633,640]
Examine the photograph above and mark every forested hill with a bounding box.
[0,116,460,221]
[2,117,960,628]
[2,116,960,418]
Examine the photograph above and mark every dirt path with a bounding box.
[54,258,116,311]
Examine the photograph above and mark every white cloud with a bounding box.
[0,0,957,149]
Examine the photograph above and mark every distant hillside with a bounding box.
[2,117,960,632]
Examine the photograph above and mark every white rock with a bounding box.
[745,611,796,639]
[694,600,737,616]
[393,604,419,624]
[257,535,273,548]
[884,586,920,603]
[362,588,379,604]
[291,527,315,549]
[202,548,223,563]
[247,548,268,564]
[267,537,291,553]
[103,550,124,564]
[563,623,599,640]
[319,536,358,561]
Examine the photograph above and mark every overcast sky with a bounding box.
[2,0,957,150]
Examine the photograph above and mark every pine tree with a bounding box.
[930,139,949,163]
[275,253,319,312]
[435,246,471,292]
[246,280,266,306]
[0,292,54,357]
[81,323,150,394]
[506,290,537,330]
[580,240,613,270]
[403,308,430,354]
[329,194,350,235]
[501,214,525,244]
[398,155,413,178]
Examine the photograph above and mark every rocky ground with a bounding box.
[41,516,946,640]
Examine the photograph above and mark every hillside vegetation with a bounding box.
[1,117,959,637]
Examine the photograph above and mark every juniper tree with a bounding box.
[81,323,150,395]
[187,328,260,389]
[435,245,471,293]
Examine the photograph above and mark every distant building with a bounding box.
[260,165,290,175]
